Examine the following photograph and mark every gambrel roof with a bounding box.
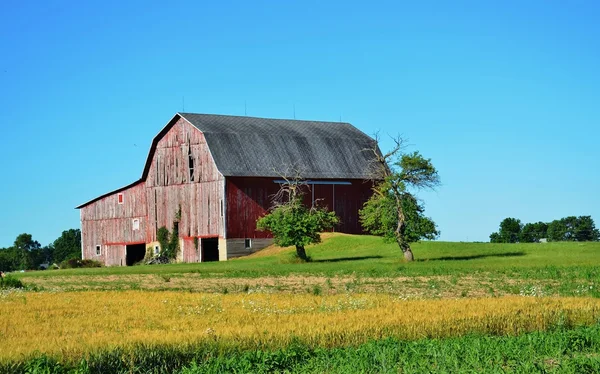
[179,113,376,179]
[77,113,377,208]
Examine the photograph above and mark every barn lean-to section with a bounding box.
[79,182,147,266]
[77,113,378,265]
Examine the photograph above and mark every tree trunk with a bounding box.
[396,236,414,262]
[296,245,308,261]
[394,194,414,261]
[403,247,414,262]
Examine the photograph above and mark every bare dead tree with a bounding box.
[270,165,309,208]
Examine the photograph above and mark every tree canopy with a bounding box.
[360,136,440,261]
[0,229,82,272]
[489,218,523,243]
[52,229,82,263]
[257,179,339,261]
[490,216,599,243]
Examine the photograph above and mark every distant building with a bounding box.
[76,113,377,266]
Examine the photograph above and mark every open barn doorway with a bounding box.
[126,244,146,266]
[201,238,219,262]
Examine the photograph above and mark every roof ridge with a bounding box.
[178,112,352,125]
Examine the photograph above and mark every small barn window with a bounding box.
[188,148,195,182]
[132,218,140,231]
[154,245,160,255]
[245,238,252,249]
[220,199,224,217]
[117,193,124,204]
[95,245,101,256]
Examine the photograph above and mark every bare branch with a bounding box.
[269,164,308,208]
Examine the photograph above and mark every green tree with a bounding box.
[52,229,82,263]
[489,232,501,243]
[547,216,599,241]
[360,136,440,261]
[360,190,439,244]
[573,216,599,241]
[13,233,42,270]
[257,179,339,261]
[0,247,19,271]
[519,222,548,243]
[490,218,522,243]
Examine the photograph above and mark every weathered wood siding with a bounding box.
[225,177,373,239]
[80,182,147,263]
[145,117,225,262]
[81,117,224,265]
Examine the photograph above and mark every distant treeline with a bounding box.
[0,229,82,272]
[490,216,599,243]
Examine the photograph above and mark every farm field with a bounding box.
[3,234,600,373]
[16,234,600,298]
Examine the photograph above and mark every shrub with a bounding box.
[0,275,24,289]
[59,258,102,269]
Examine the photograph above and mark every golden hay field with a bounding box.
[1,290,600,362]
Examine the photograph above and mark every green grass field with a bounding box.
[15,234,600,299]
[4,235,600,373]
[16,235,600,279]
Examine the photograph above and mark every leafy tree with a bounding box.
[360,190,439,244]
[489,232,501,243]
[520,222,548,243]
[490,218,522,243]
[360,136,440,261]
[0,247,19,271]
[257,179,339,261]
[573,216,599,241]
[52,229,82,263]
[13,233,42,270]
[547,216,599,242]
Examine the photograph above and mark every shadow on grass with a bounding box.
[312,255,384,263]
[418,251,526,262]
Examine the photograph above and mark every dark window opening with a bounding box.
[201,237,219,262]
[207,196,211,228]
[95,245,101,256]
[188,149,195,182]
[126,244,146,266]
[245,238,252,249]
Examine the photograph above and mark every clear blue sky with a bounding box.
[1,1,599,247]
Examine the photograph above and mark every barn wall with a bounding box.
[80,183,147,262]
[226,238,273,259]
[145,117,225,247]
[80,117,225,265]
[225,177,373,240]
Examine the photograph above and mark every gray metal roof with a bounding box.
[179,113,377,179]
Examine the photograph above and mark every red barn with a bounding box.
[76,113,376,265]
